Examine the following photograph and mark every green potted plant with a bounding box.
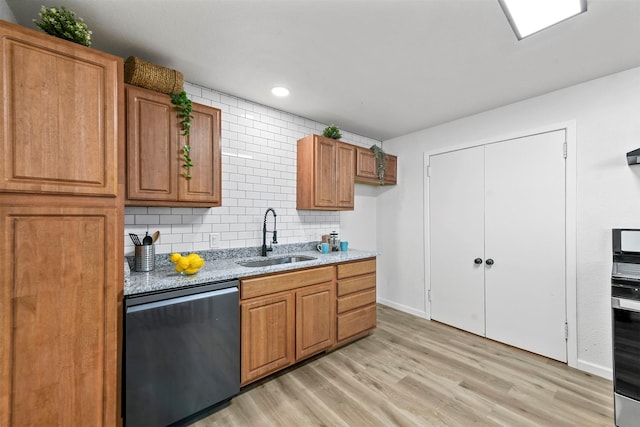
[33,6,92,47]
[322,124,342,140]
[169,91,195,179]
[370,144,388,184]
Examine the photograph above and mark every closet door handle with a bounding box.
[474,258,483,265]
[485,258,494,266]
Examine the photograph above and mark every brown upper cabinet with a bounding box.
[297,134,355,210]
[125,84,222,207]
[355,146,397,186]
[0,20,120,197]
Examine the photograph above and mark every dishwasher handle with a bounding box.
[127,287,238,314]
[612,297,640,313]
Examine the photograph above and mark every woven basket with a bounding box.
[124,56,184,95]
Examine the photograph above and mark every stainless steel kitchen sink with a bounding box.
[236,255,316,268]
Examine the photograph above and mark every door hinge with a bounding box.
[564,321,568,340]
[427,289,432,302]
[563,142,567,159]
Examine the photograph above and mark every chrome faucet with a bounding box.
[261,208,278,256]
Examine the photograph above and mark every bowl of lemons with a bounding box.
[170,253,205,275]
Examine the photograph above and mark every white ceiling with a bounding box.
[7,0,640,141]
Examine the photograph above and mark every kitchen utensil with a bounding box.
[142,232,153,245]
[129,233,142,246]
[152,230,160,243]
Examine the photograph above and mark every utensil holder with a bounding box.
[134,245,155,272]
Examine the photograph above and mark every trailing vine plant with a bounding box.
[370,144,388,184]
[169,91,194,179]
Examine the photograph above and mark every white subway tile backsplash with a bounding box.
[123,81,381,256]
[160,215,183,225]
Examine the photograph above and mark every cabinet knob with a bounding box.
[474,258,483,265]
[485,258,494,266]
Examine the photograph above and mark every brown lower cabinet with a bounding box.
[240,266,335,385]
[240,258,376,385]
[336,259,377,345]
[0,197,123,427]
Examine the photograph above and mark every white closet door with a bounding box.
[429,146,486,336]
[484,130,567,362]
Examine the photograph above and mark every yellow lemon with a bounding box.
[184,267,199,275]
[178,257,190,269]
[175,263,185,272]
[187,253,200,262]
[192,259,205,269]
[170,253,182,263]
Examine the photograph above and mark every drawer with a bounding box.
[337,288,376,314]
[337,304,376,342]
[337,258,376,279]
[241,266,334,299]
[337,273,375,297]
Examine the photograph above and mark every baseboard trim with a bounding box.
[377,298,426,318]
[577,359,612,380]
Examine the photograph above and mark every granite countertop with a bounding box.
[124,244,377,296]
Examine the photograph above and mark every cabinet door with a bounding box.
[0,203,120,427]
[296,282,336,360]
[179,103,222,205]
[355,147,378,180]
[0,21,120,197]
[383,155,397,184]
[314,137,337,207]
[336,142,355,208]
[241,292,295,385]
[126,85,179,202]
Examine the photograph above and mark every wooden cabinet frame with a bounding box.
[354,146,397,185]
[240,266,336,385]
[125,84,222,207]
[335,259,377,346]
[0,21,120,197]
[297,135,355,210]
[240,259,376,385]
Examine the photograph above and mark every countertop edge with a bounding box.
[124,249,377,296]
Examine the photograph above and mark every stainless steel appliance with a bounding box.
[124,280,240,427]
[611,229,640,427]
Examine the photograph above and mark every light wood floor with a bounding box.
[194,305,614,426]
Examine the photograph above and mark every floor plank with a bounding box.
[194,305,614,426]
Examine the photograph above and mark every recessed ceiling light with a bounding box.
[499,0,587,40]
[271,86,290,97]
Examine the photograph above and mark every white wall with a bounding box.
[340,185,379,251]
[379,66,640,377]
[1,0,16,22]
[125,82,381,256]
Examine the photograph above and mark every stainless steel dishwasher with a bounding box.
[124,280,239,427]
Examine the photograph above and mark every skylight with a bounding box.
[498,0,587,39]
